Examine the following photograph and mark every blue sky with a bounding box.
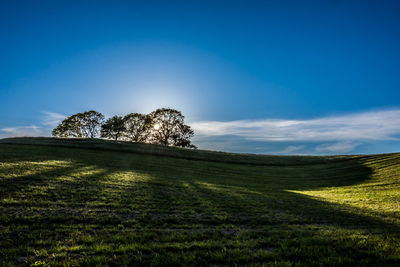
[1,0,400,154]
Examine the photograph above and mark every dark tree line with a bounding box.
[52,108,196,148]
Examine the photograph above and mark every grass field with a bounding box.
[0,138,399,266]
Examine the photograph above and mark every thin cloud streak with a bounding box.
[316,141,360,153]
[0,126,44,138]
[41,111,66,126]
[0,111,66,138]
[192,109,400,142]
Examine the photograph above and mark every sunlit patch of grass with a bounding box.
[286,154,400,225]
[0,160,72,179]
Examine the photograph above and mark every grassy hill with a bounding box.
[0,137,399,266]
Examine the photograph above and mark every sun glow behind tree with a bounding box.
[52,108,196,148]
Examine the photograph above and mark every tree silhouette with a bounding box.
[123,113,151,142]
[52,108,196,148]
[52,110,104,138]
[101,116,126,141]
[148,108,196,148]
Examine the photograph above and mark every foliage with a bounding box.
[52,110,104,138]
[52,108,196,148]
[0,138,399,266]
[100,116,126,140]
[148,108,196,148]
[123,113,151,142]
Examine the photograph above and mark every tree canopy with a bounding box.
[148,108,196,148]
[52,108,196,148]
[123,113,150,142]
[52,110,104,138]
[101,116,125,141]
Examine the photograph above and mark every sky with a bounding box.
[1,0,400,154]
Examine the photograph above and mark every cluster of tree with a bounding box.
[52,108,196,148]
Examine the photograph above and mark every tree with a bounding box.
[172,124,196,148]
[148,108,196,148]
[101,116,126,140]
[123,113,151,142]
[52,110,104,138]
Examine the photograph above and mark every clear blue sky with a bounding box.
[1,0,400,154]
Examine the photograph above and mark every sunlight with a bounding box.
[0,160,72,179]
[154,123,161,130]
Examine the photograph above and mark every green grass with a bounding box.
[0,137,399,266]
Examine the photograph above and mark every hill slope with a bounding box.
[0,138,399,266]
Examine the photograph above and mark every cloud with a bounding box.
[41,111,66,126]
[0,111,66,138]
[192,109,400,142]
[315,141,359,154]
[277,145,305,154]
[1,108,399,155]
[0,125,44,138]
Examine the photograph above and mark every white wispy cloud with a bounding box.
[41,111,66,126]
[315,141,359,154]
[0,111,67,138]
[0,125,44,138]
[1,109,399,155]
[192,109,400,142]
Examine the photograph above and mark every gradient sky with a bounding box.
[1,0,400,154]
